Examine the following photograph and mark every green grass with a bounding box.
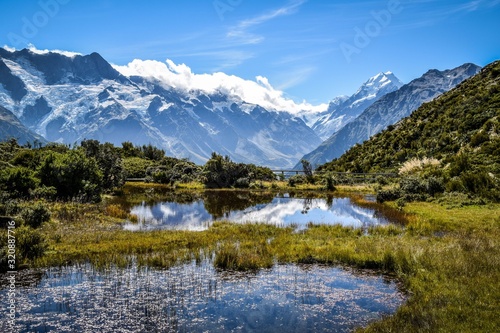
[9,185,499,333]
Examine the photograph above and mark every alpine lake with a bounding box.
[1,184,409,333]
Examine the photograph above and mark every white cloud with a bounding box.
[2,45,17,53]
[227,0,307,45]
[113,58,327,114]
[3,44,82,58]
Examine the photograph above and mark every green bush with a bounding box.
[16,225,47,262]
[38,150,103,202]
[202,153,273,188]
[0,167,39,198]
[323,175,337,191]
[460,171,495,197]
[235,177,250,188]
[29,186,57,200]
[1,224,48,271]
[375,175,389,186]
[123,157,154,178]
[10,149,40,169]
[81,140,125,190]
[400,177,427,195]
[21,203,51,228]
[446,177,466,192]
[376,189,402,203]
[288,175,307,187]
[425,176,445,196]
[470,131,490,147]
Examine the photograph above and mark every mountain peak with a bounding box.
[300,62,482,168]
[0,46,126,85]
[358,71,403,93]
[311,71,403,140]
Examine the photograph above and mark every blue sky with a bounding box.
[1,0,499,106]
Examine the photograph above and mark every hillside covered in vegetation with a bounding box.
[319,60,500,202]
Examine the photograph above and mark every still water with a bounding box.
[123,190,393,231]
[1,260,405,333]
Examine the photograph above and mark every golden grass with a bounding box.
[399,157,441,174]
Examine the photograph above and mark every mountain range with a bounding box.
[0,47,483,169]
[319,60,500,178]
[298,63,481,168]
[0,48,321,168]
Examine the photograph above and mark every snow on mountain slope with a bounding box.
[312,72,404,140]
[0,47,322,168]
[298,63,482,168]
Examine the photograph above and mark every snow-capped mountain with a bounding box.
[0,47,322,168]
[298,63,482,168]
[312,72,404,140]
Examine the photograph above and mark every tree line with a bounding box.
[0,138,277,203]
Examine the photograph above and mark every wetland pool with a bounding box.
[0,260,405,333]
[120,190,397,231]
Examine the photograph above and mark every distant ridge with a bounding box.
[311,71,403,140]
[0,105,46,145]
[319,60,500,176]
[298,63,482,168]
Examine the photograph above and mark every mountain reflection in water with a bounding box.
[122,191,391,231]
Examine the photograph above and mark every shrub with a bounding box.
[0,167,39,198]
[323,175,336,191]
[21,203,51,228]
[446,177,465,192]
[400,177,427,195]
[202,153,273,188]
[122,157,154,178]
[38,151,103,202]
[29,186,57,200]
[11,149,40,169]
[376,188,401,203]
[470,131,489,147]
[460,171,494,196]
[425,176,445,196]
[235,177,250,188]
[375,175,389,186]
[395,198,406,211]
[288,175,307,187]
[16,225,47,261]
[81,140,125,190]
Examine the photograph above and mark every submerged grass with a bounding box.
[14,185,500,333]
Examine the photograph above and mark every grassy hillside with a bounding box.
[319,60,500,201]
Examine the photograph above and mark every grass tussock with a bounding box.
[399,157,441,174]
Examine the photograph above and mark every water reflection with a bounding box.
[0,261,405,333]
[123,191,390,231]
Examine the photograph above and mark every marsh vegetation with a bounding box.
[1,182,498,332]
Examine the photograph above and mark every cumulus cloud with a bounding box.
[113,58,327,114]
